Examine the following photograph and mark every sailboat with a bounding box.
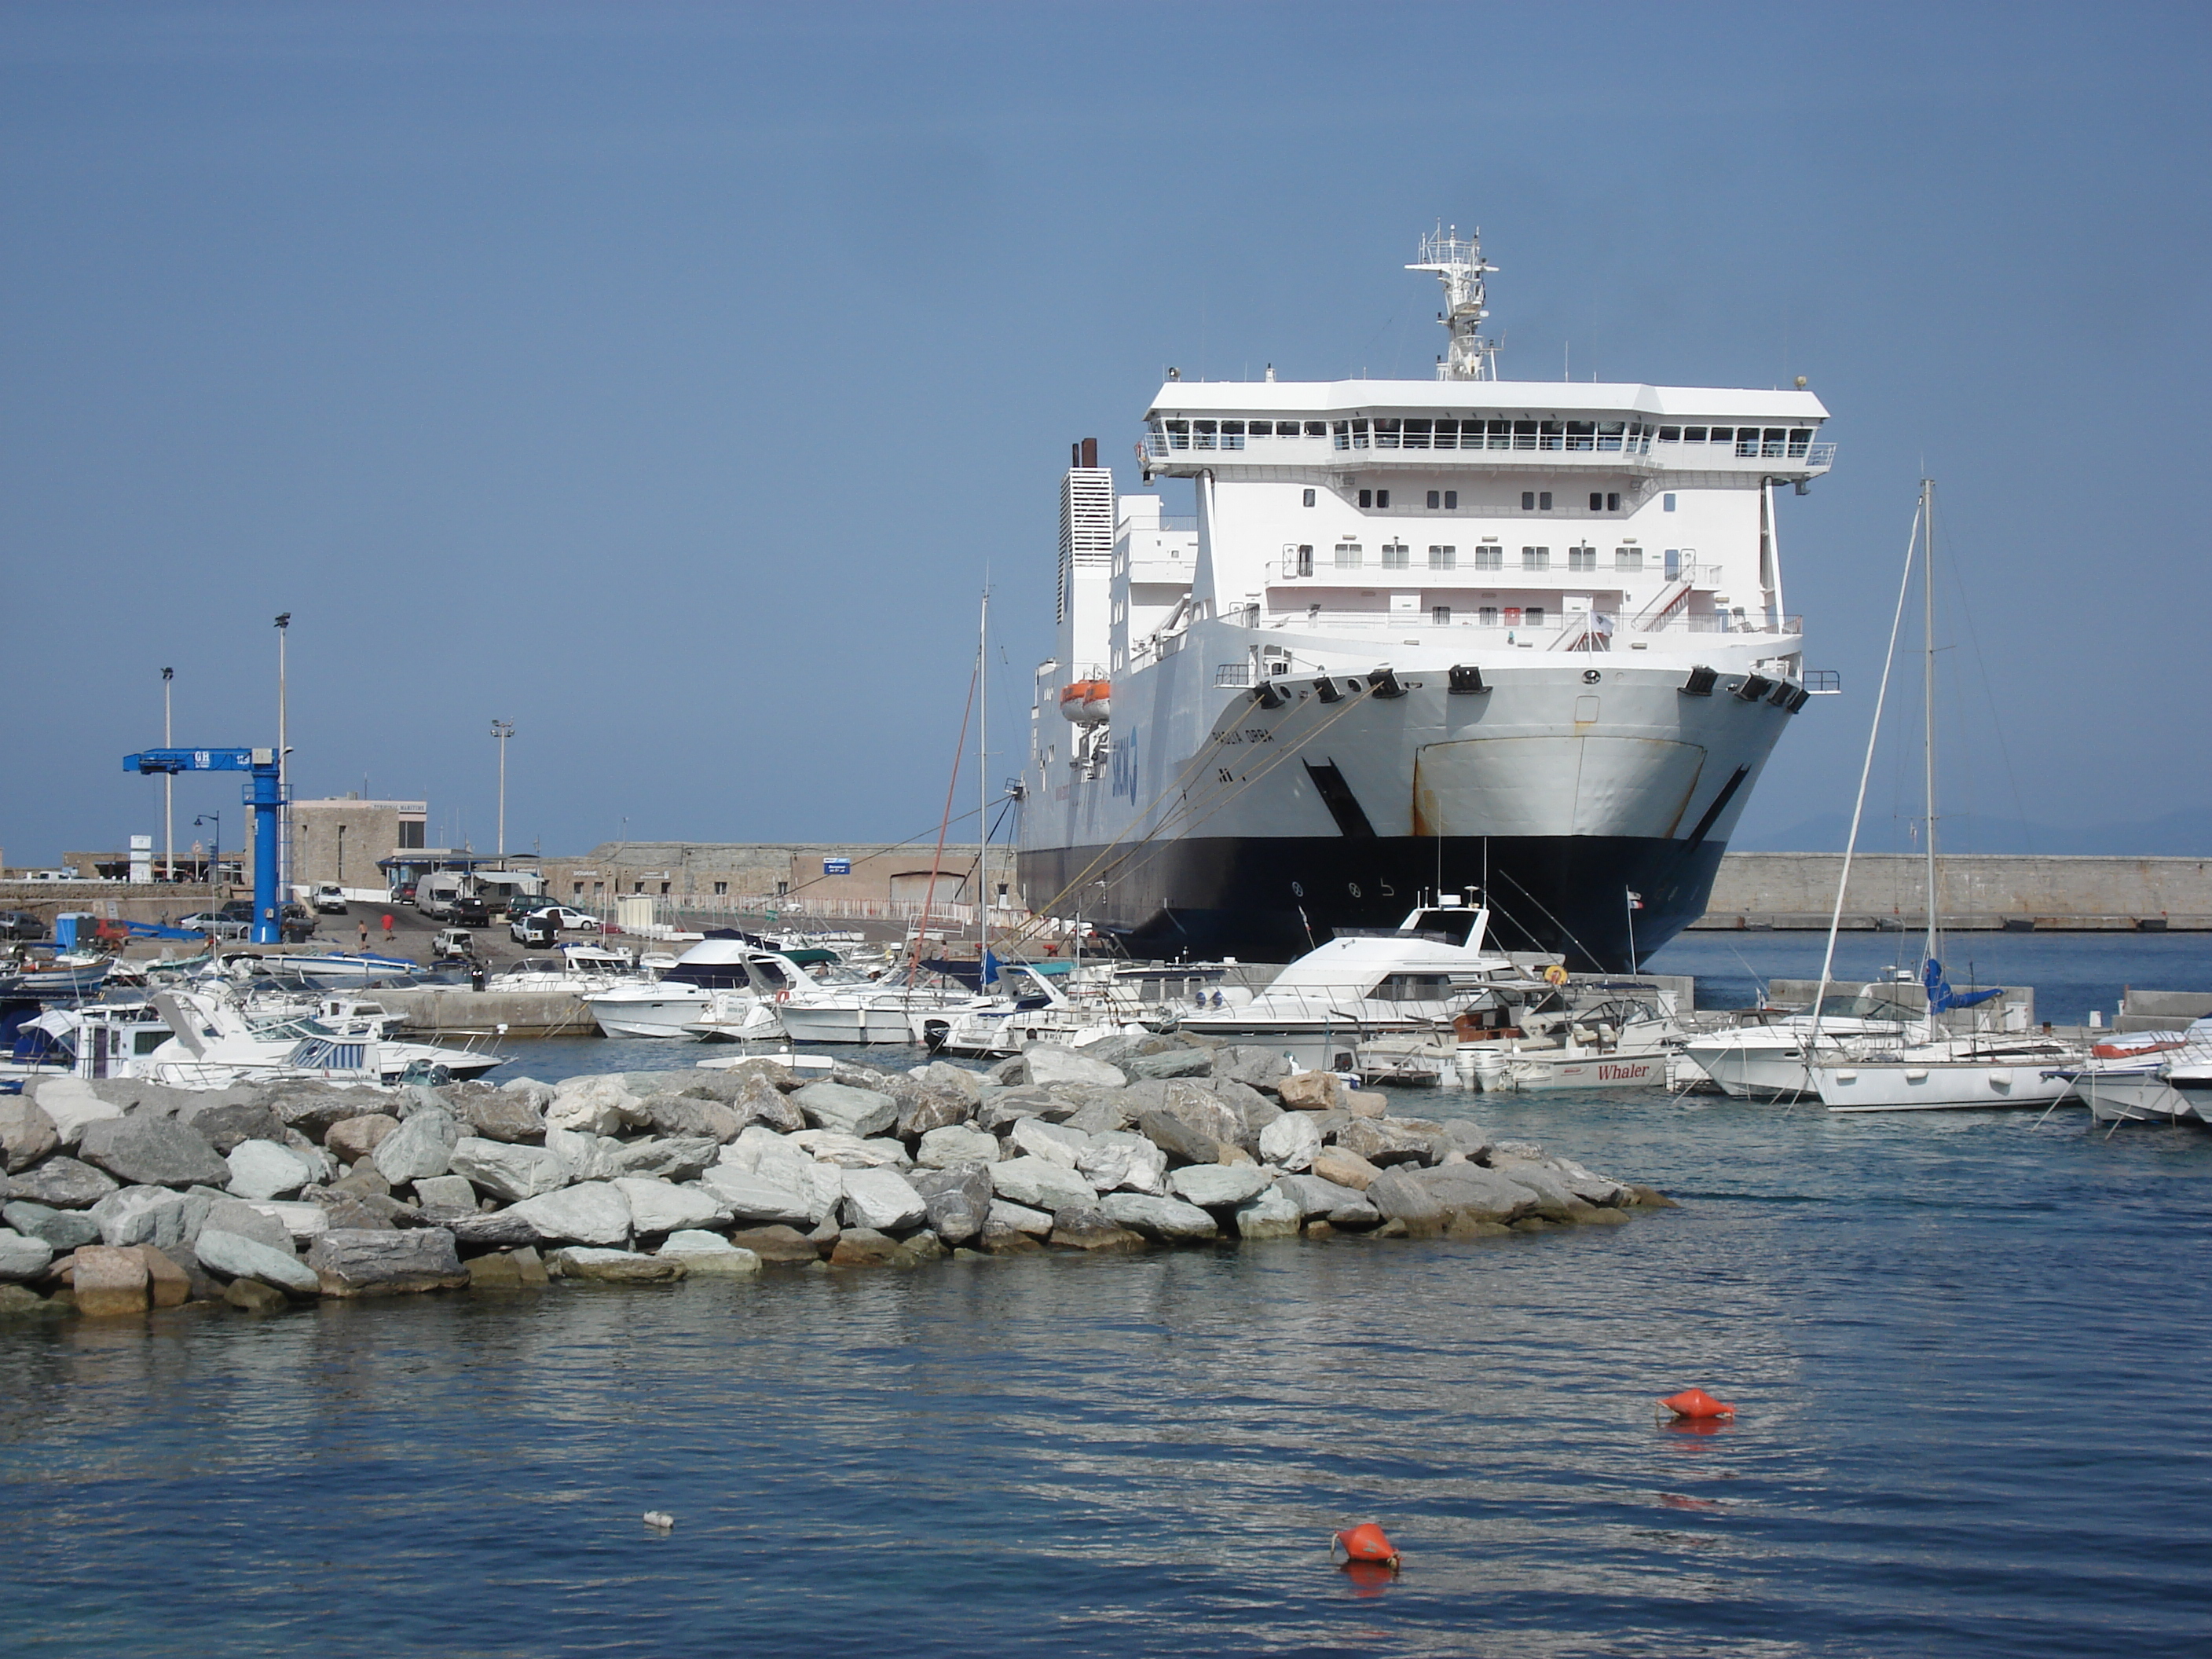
[1800,480,2078,1112]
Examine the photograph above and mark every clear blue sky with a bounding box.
[4,2,2206,866]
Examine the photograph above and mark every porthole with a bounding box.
[1291,881,1305,898]
[1582,668,1602,684]
[1348,882,1362,898]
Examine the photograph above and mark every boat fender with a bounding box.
[775,989,791,1004]
[1658,1388,1735,1420]
[1544,965,1569,987]
[1330,1524,1401,1568]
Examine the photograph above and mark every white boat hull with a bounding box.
[1811,1061,2074,1112]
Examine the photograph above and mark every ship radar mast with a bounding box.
[1408,224,1500,381]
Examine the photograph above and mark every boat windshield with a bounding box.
[1404,909,1481,946]
[1371,972,1454,1002]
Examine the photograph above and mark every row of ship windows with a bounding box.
[1150,419,1820,456]
[1322,489,1632,512]
[1290,544,1680,573]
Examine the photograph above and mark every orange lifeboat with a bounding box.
[1059,679,1111,725]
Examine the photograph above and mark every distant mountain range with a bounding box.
[1733,807,2210,858]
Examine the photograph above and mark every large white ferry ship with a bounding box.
[1014,229,1834,969]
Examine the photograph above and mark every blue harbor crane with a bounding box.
[123,747,284,943]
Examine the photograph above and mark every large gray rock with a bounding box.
[789,1131,910,1170]
[2,1199,99,1251]
[794,1080,899,1139]
[1133,1109,1221,1168]
[546,1075,639,1136]
[202,1196,295,1252]
[1462,1159,1580,1219]
[454,1089,546,1144]
[643,1093,745,1144]
[445,1210,547,1249]
[1274,1070,1342,1111]
[307,1229,468,1296]
[412,1174,478,1213]
[696,1166,816,1227]
[449,1136,570,1203]
[248,1200,332,1242]
[976,1087,1060,1132]
[1075,1130,1166,1195]
[840,1166,928,1232]
[718,1129,840,1224]
[894,1089,970,1140]
[986,1198,1054,1237]
[11,1155,120,1210]
[1209,1079,1283,1137]
[0,1228,53,1281]
[90,1185,201,1250]
[179,1099,286,1155]
[264,1084,394,1141]
[1049,1204,1146,1251]
[727,1071,804,1133]
[1120,1046,1211,1081]
[77,1115,229,1189]
[1008,1116,1090,1169]
[612,1177,729,1236]
[1233,1184,1302,1240]
[909,1163,991,1245]
[1020,1044,1127,1089]
[325,1113,402,1165]
[544,1126,623,1183]
[373,1109,462,1185]
[1167,1163,1273,1210]
[1258,1112,1321,1171]
[1415,1162,1545,1221]
[1053,1087,1136,1137]
[225,1139,313,1202]
[1101,1192,1219,1240]
[196,1227,320,1295]
[1276,1172,1382,1228]
[1214,1046,1293,1091]
[910,1061,983,1107]
[655,1231,761,1274]
[917,1125,998,1168]
[27,1078,124,1147]
[1335,1117,1445,1169]
[508,1181,632,1247]
[608,1136,721,1182]
[1311,1145,1382,1191]
[1364,1168,1448,1235]
[0,1097,61,1173]
[1492,1152,1621,1207]
[552,1247,684,1284]
[988,1155,1097,1213]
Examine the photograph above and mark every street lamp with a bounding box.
[273,613,291,900]
[194,811,222,890]
[161,667,174,881]
[491,720,515,866]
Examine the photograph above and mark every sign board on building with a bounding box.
[823,857,851,875]
[129,834,152,884]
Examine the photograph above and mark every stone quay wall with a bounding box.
[1690,853,2212,932]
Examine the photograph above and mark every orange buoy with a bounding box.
[1659,1387,1736,1420]
[1331,1523,1401,1567]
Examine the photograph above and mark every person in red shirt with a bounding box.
[381,913,395,946]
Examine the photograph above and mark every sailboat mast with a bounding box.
[978,585,990,980]
[1921,478,1939,968]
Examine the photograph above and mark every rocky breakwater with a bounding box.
[0,1040,1675,1317]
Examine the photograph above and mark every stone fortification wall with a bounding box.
[1692,853,2212,932]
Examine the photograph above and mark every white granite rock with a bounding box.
[1232,1183,1302,1240]
[986,1198,1054,1236]
[696,1165,816,1227]
[988,1155,1097,1213]
[449,1136,570,1203]
[793,1080,899,1138]
[90,1185,200,1250]
[1009,1117,1090,1170]
[196,1227,320,1295]
[1167,1163,1273,1210]
[372,1109,461,1185]
[545,1074,639,1136]
[839,1166,928,1232]
[27,1078,124,1147]
[508,1181,632,1247]
[916,1126,999,1168]
[1075,1130,1166,1195]
[226,1138,313,1202]
[0,1227,54,1281]
[1020,1044,1127,1089]
[544,1126,624,1183]
[788,1130,911,1169]
[1257,1112,1321,1173]
[1099,1192,1218,1240]
[247,1200,331,1240]
[612,1177,729,1236]
[655,1230,761,1274]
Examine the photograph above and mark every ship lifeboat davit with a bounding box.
[1059,679,1111,724]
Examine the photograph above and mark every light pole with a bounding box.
[491,720,514,866]
[195,811,222,892]
[161,667,174,881]
[274,613,291,901]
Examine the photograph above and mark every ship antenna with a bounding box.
[1408,222,1500,381]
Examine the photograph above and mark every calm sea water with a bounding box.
[3,937,2210,1657]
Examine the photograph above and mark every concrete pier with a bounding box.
[1688,853,2212,932]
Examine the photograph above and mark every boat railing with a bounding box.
[1257,608,1800,642]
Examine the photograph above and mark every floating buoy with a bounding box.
[1658,1387,1735,1420]
[643,1511,675,1531]
[1331,1523,1401,1568]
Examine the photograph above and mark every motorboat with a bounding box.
[1177,898,1532,1071]
[915,961,1149,1057]
[1679,991,1918,1100]
[2042,1023,2212,1126]
[137,990,502,1088]
[584,939,848,1039]
[775,964,987,1046]
[485,944,646,996]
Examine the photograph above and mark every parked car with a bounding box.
[310,884,350,915]
[510,910,558,947]
[178,911,251,939]
[446,895,492,928]
[527,905,602,933]
[431,927,476,961]
[0,910,46,941]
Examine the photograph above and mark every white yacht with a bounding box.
[2048,1024,2212,1125]
[137,990,501,1088]
[583,939,842,1039]
[1177,897,1529,1071]
[485,944,644,995]
[1016,226,1833,972]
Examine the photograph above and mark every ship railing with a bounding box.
[1259,608,1801,641]
[1141,428,1836,469]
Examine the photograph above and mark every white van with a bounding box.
[416,870,467,920]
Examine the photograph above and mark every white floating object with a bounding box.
[643,1511,676,1531]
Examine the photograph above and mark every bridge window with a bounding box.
[1359,489,1372,508]
[1426,489,1440,509]
[1615,547,1642,571]
[1658,426,1682,441]
[1474,544,1502,570]
[1403,419,1431,449]
[1429,544,1456,569]
[1334,542,1362,568]
[1445,490,1457,508]
[1683,427,1708,442]
[1568,546,1597,573]
[1305,421,1328,438]
[1523,546,1550,571]
[1382,542,1410,569]
[1707,427,1731,444]
[1375,489,1390,508]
